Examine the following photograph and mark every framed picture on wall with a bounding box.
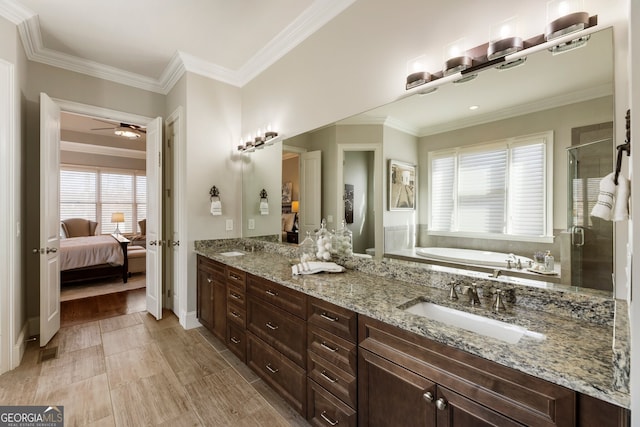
[389,160,416,210]
[282,181,292,203]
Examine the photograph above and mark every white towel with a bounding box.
[612,173,630,222]
[259,201,269,215]
[210,200,222,216]
[590,172,615,220]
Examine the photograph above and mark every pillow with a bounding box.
[138,219,146,235]
[282,213,296,232]
[60,223,67,239]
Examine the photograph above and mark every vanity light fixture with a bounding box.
[406,55,433,90]
[237,126,281,153]
[443,38,477,84]
[487,17,523,60]
[545,0,589,41]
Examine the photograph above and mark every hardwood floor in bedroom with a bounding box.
[2,291,310,426]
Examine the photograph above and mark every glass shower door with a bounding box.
[567,139,613,291]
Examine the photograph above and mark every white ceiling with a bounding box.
[0,0,356,93]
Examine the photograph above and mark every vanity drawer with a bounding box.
[227,283,246,308]
[227,301,246,328]
[247,296,307,368]
[226,322,246,363]
[226,267,246,289]
[308,351,357,409]
[308,325,357,376]
[308,297,357,343]
[307,379,357,427]
[248,274,307,319]
[247,333,306,417]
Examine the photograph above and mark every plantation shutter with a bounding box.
[509,142,545,236]
[59,169,97,221]
[430,154,455,231]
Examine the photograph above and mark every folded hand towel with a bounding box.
[210,200,222,216]
[590,172,616,220]
[612,172,630,221]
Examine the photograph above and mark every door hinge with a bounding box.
[166,188,171,198]
[158,152,162,167]
[167,289,172,298]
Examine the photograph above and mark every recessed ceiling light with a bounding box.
[469,105,479,110]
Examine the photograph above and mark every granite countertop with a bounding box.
[195,244,630,409]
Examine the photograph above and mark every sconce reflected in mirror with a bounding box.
[406,55,434,90]
[259,189,269,215]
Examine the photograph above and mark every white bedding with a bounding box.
[60,235,124,271]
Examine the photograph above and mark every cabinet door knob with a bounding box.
[423,391,434,402]
[436,398,448,411]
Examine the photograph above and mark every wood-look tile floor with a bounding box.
[1,291,310,427]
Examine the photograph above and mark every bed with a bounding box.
[60,218,129,284]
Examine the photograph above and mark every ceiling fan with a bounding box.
[90,118,146,139]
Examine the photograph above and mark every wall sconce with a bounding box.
[291,200,299,213]
[111,212,124,234]
[488,17,523,60]
[209,186,222,216]
[259,189,269,215]
[545,0,589,41]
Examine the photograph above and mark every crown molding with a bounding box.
[2,0,356,94]
[0,0,35,25]
[235,0,358,86]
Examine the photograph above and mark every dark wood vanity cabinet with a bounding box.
[196,256,226,340]
[358,315,575,427]
[246,274,308,416]
[307,297,358,427]
[225,266,247,362]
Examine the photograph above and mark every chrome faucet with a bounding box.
[492,289,507,312]
[463,283,481,306]
[447,280,459,300]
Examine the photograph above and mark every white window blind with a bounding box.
[60,166,146,234]
[429,132,551,240]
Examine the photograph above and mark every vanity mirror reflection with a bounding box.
[241,27,617,296]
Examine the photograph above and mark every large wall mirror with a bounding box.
[242,27,616,296]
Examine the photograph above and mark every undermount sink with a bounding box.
[403,300,544,344]
[220,251,245,257]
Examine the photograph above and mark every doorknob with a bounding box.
[32,248,43,254]
[171,240,180,246]
[46,247,57,254]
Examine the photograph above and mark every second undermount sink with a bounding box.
[403,300,544,344]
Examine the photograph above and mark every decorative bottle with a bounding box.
[335,219,353,257]
[299,231,316,263]
[315,219,333,261]
[544,251,555,272]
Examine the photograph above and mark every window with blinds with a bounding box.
[428,132,552,241]
[60,166,146,234]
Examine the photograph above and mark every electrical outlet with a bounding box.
[225,219,233,231]
[248,218,255,230]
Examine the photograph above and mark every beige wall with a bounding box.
[183,72,242,310]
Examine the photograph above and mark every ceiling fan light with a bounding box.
[114,128,141,138]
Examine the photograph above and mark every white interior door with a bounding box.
[299,150,322,237]
[146,117,163,319]
[39,93,61,346]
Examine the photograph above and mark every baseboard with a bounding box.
[11,321,29,369]
[182,310,202,330]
